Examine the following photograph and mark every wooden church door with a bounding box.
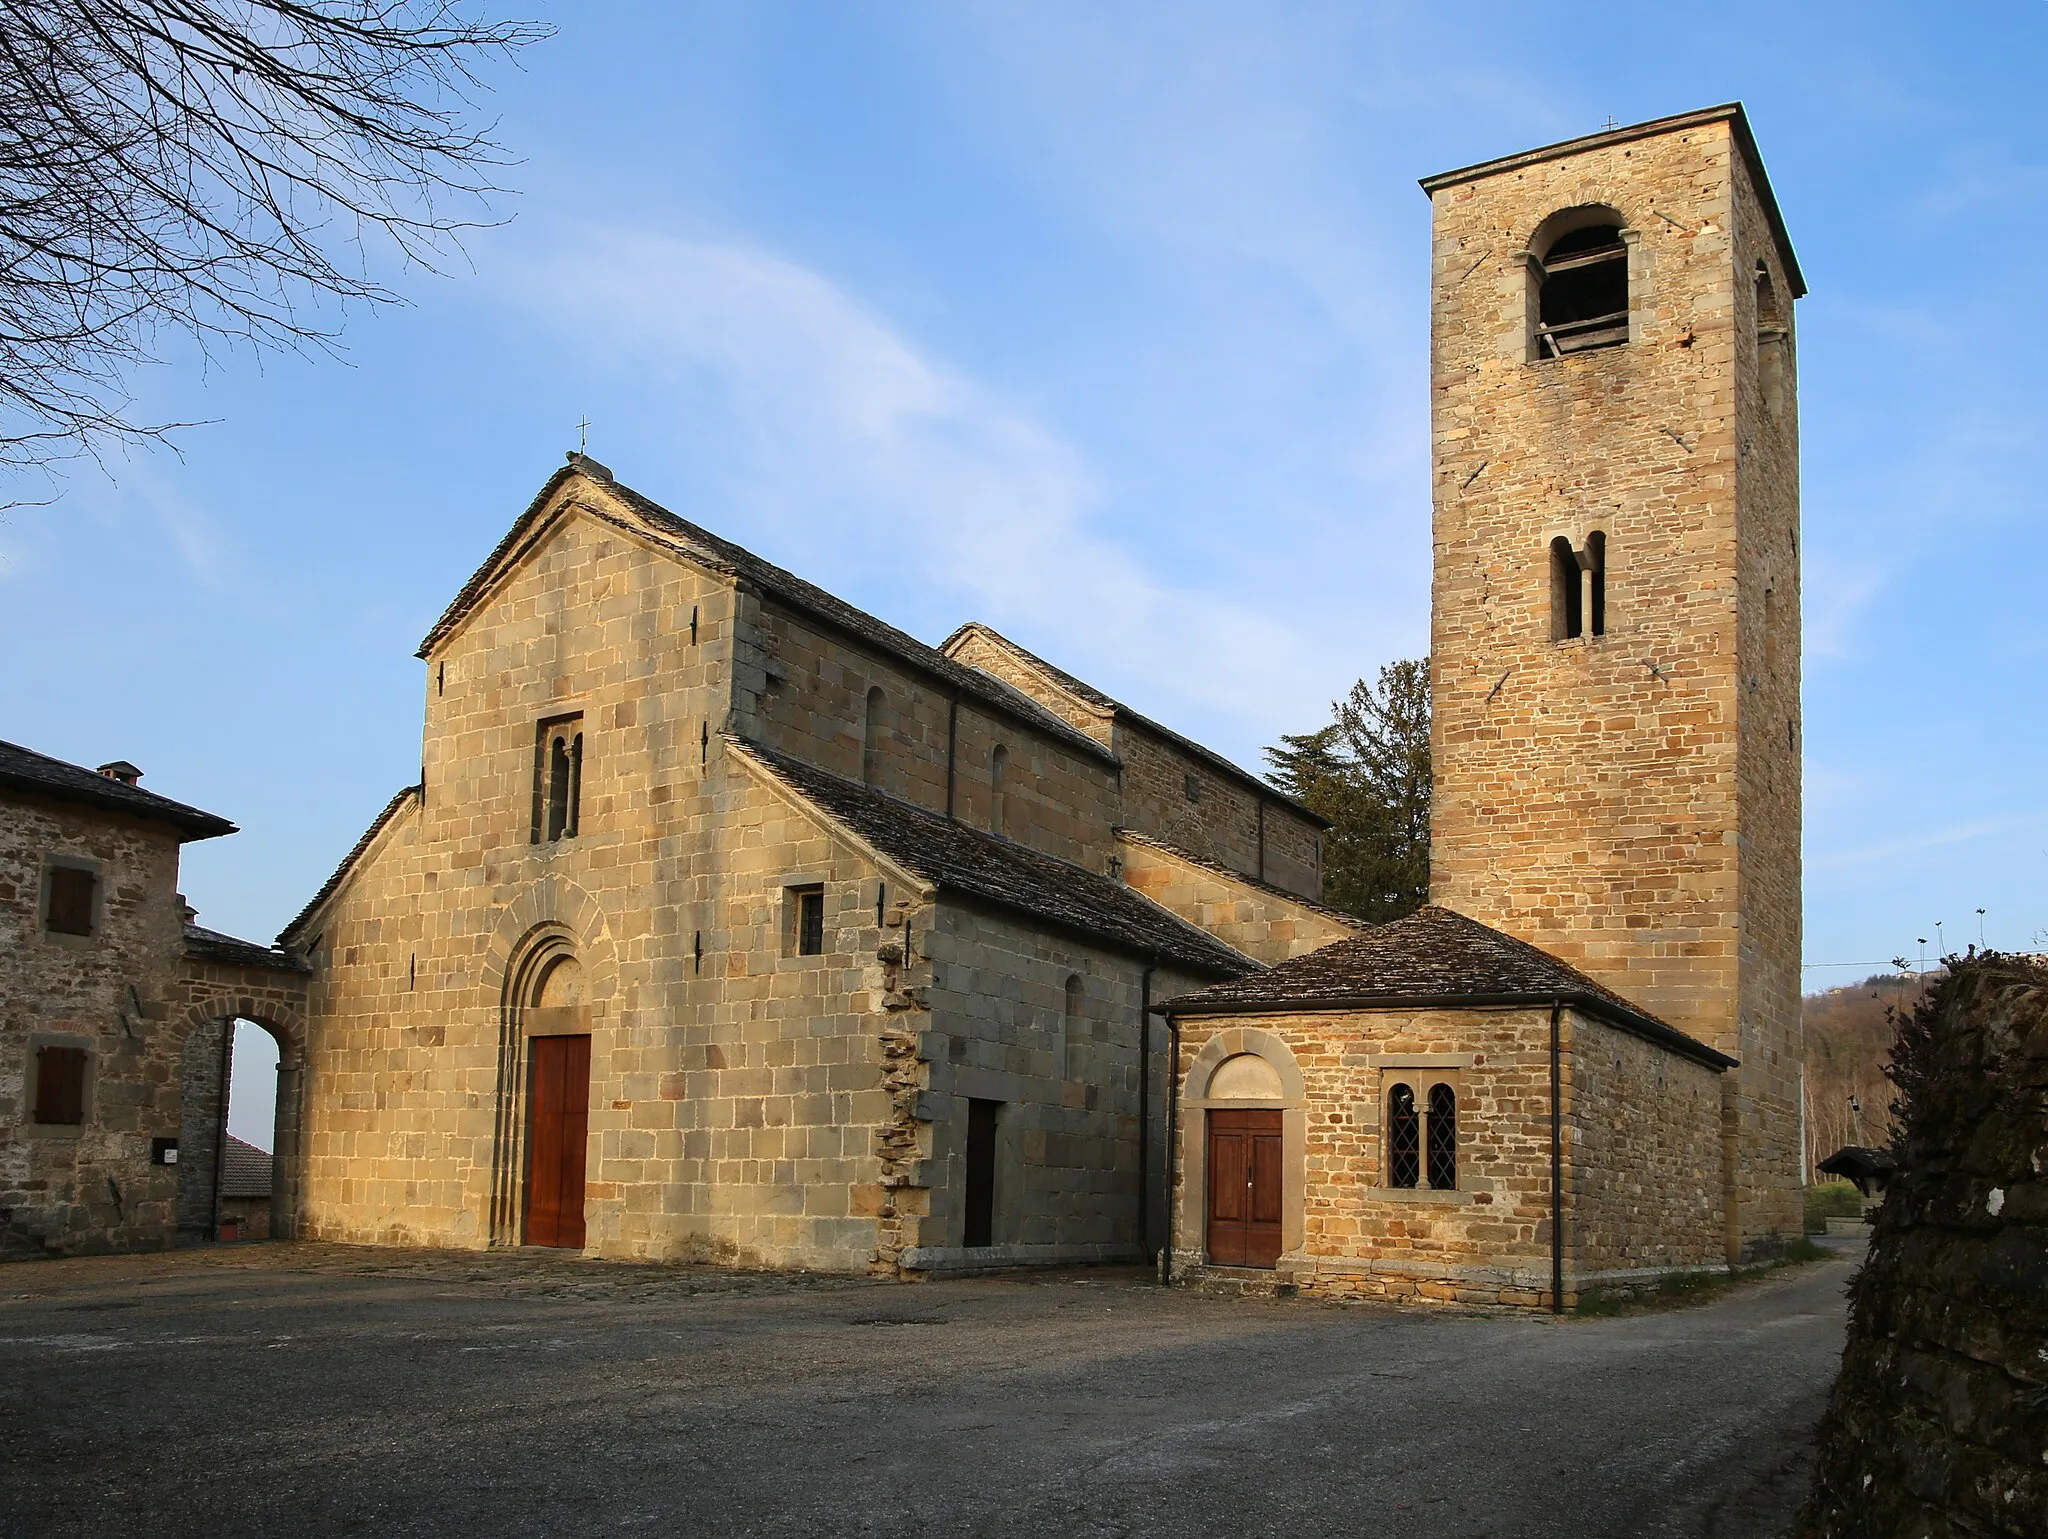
[523,1034,591,1248]
[1206,1109,1284,1268]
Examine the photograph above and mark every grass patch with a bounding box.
[1572,1240,1835,1318]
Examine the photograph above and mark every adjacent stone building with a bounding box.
[1161,102,1806,1305]
[280,461,1345,1273]
[1,741,308,1258]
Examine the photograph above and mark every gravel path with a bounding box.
[0,1240,1858,1538]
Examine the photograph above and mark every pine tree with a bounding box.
[1264,659,1430,924]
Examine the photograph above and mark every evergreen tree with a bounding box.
[1264,659,1431,924]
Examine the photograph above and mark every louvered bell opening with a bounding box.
[1536,226,1629,357]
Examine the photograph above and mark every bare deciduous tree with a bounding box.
[0,1,547,477]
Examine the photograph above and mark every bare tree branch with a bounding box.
[0,1,549,477]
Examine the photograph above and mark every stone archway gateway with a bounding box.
[167,991,308,1241]
[1176,1029,1309,1273]
[497,926,595,1248]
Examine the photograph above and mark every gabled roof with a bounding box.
[416,460,1116,767]
[730,737,1255,977]
[1113,828,1362,931]
[219,1134,274,1199]
[0,738,236,841]
[184,923,309,975]
[939,622,1331,829]
[1155,905,1735,1070]
[1419,102,1805,299]
[277,784,420,944]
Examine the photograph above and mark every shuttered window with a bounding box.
[45,866,95,936]
[34,1046,88,1125]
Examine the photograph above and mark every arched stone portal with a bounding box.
[168,992,308,1241]
[1177,1028,1307,1271]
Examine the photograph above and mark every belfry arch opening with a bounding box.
[1530,207,1629,358]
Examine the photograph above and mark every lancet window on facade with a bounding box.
[1532,214,1629,358]
[533,714,583,842]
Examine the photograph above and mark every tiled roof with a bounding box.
[183,923,309,975]
[1113,828,1363,930]
[277,785,420,944]
[219,1134,273,1199]
[0,738,235,841]
[939,622,1331,829]
[415,461,1117,766]
[731,738,1255,977]
[1155,905,1736,1070]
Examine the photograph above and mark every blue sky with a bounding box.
[5,1,2045,999]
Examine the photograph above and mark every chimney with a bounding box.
[97,760,142,785]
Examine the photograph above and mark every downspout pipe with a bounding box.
[1163,1010,1180,1286]
[1550,996,1565,1316]
[1138,957,1156,1270]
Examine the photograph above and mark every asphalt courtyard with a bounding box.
[0,1240,1859,1538]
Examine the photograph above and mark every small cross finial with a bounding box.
[576,415,591,454]
[1602,115,1618,132]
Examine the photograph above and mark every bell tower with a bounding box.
[1421,105,1804,1255]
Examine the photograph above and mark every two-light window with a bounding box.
[532,714,583,843]
[1386,1077,1458,1190]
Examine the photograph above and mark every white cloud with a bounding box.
[495,229,1321,734]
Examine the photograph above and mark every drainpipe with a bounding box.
[1137,958,1156,1268]
[1163,1011,1180,1286]
[1550,996,1565,1316]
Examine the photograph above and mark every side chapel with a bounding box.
[1160,103,1805,1307]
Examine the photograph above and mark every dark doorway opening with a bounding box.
[1206,1109,1284,1268]
[963,1097,1000,1247]
[524,1034,591,1248]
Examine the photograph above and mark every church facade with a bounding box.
[279,466,1349,1274]
[1160,104,1805,1306]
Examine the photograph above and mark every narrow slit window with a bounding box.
[1535,221,1629,357]
[989,744,1009,837]
[1756,263,1787,420]
[1550,537,1583,641]
[862,686,886,789]
[1426,1083,1458,1190]
[1387,1083,1420,1188]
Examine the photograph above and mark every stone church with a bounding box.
[277,462,1352,1273]
[1159,103,1804,1306]
[6,104,1805,1301]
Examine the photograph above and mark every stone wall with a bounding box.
[1169,1004,1727,1307]
[1798,957,2048,1538]
[3,790,306,1258]
[1115,832,1356,966]
[1425,110,1802,1254]
[1567,1015,1728,1282]
[2,794,189,1257]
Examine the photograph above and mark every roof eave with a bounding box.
[1154,988,1737,1071]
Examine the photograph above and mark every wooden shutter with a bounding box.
[34,1046,88,1125]
[46,867,95,935]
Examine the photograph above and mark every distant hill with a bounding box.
[1802,972,1928,1176]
